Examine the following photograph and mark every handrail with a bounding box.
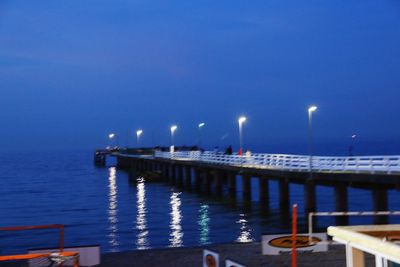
[308,211,400,243]
[0,224,65,252]
[154,151,400,174]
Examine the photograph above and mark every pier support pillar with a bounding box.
[215,170,223,196]
[304,180,316,215]
[195,169,202,193]
[162,164,169,182]
[334,184,348,225]
[143,160,148,171]
[373,187,388,224]
[177,165,184,188]
[185,166,192,190]
[204,171,212,195]
[242,175,251,203]
[170,164,176,185]
[136,160,141,171]
[228,172,237,199]
[150,161,154,171]
[141,160,145,171]
[279,178,290,225]
[279,179,290,212]
[259,177,269,213]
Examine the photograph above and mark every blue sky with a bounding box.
[1,0,400,154]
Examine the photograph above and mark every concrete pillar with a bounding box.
[259,177,269,213]
[334,184,348,225]
[278,179,290,225]
[154,161,158,171]
[134,160,139,171]
[304,180,316,215]
[195,169,202,193]
[279,179,290,211]
[141,160,145,171]
[204,171,212,195]
[177,165,184,188]
[139,160,144,171]
[143,160,147,171]
[185,166,192,190]
[242,175,251,203]
[170,164,176,185]
[373,187,388,224]
[161,163,168,182]
[149,161,153,171]
[215,170,223,196]
[228,172,237,199]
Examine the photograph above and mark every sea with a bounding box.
[1,148,400,255]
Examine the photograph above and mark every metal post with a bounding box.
[308,110,313,176]
[308,106,317,178]
[292,204,298,267]
[308,213,313,243]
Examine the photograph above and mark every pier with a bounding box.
[99,148,400,224]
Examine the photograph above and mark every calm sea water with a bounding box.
[1,150,400,254]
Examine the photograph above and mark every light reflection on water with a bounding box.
[107,167,119,251]
[198,204,210,245]
[236,213,254,243]
[135,177,149,249]
[169,192,183,247]
[0,150,385,254]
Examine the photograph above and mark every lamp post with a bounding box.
[308,106,317,174]
[136,129,143,147]
[198,122,205,148]
[349,134,357,156]
[108,133,116,149]
[238,116,247,155]
[170,125,177,152]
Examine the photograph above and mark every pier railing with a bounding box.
[154,151,400,174]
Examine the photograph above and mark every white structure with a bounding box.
[328,225,400,267]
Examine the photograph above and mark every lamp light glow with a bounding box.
[238,116,247,124]
[308,106,317,113]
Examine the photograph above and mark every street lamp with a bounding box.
[349,134,357,156]
[108,133,117,149]
[308,106,317,174]
[198,122,205,148]
[136,129,143,147]
[170,125,178,152]
[238,116,247,155]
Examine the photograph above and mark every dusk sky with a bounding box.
[1,0,400,154]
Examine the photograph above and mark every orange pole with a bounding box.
[292,204,298,267]
[60,224,65,252]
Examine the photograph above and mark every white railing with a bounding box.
[154,151,400,174]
